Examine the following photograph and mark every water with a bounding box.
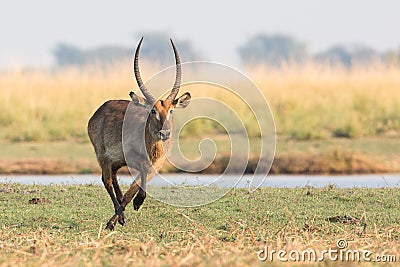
[0,173,399,188]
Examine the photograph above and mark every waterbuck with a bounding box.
[88,37,191,230]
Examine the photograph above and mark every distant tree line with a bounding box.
[53,33,400,68]
[54,33,199,68]
[54,44,131,67]
[238,34,400,68]
[238,34,309,67]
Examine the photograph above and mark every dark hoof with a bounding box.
[133,196,145,211]
[133,202,142,211]
[105,221,115,231]
[118,212,126,226]
[105,215,119,230]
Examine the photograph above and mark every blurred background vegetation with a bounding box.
[1,32,399,174]
[2,32,400,142]
[51,33,400,69]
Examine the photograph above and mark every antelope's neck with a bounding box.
[144,130,171,164]
[148,140,172,172]
[147,141,163,162]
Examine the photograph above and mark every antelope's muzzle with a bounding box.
[158,130,171,141]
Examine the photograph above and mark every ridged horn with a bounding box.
[166,38,181,101]
[134,37,156,104]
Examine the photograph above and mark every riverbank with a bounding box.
[0,137,398,175]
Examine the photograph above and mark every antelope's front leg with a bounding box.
[105,216,118,231]
[133,188,146,210]
[133,169,151,210]
[104,205,125,230]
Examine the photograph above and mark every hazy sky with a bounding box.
[1,0,400,70]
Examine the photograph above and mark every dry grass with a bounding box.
[1,225,398,266]
[1,63,400,142]
[250,64,400,140]
[0,65,133,142]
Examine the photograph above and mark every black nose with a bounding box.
[158,130,171,141]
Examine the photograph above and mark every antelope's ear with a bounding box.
[129,91,147,106]
[173,92,191,109]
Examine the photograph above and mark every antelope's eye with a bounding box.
[151,109,156,114]
[170,109,174,114]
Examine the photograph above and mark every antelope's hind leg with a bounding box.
[101,163,124,230]
[111,167,125,226]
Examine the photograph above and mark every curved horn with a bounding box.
[166,38,181,101]
[134,37,156,103]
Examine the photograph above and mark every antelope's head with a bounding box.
[129,37,191,142]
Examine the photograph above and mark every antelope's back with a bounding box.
[87,100,131,160]
[88,100,150,164]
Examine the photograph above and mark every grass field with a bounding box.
[0,183,399,266]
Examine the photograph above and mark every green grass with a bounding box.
[0,141,94,160]
[0,184,399,266]
[277,136,400,161]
